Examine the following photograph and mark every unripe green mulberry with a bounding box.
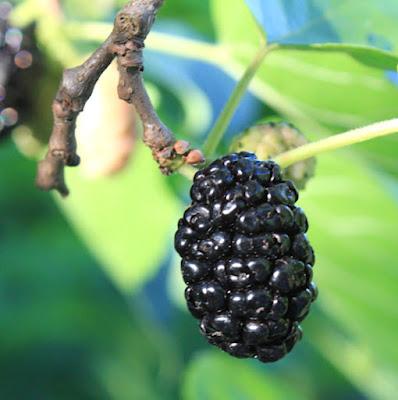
[231,122,316,189]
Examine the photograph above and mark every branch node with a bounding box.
[36,0,204,195]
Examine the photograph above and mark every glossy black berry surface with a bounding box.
[175,152,317,363]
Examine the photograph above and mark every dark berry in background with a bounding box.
[175,152,317,363]
[0,1,39,140]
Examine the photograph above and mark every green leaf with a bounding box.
[299,153,398,397]
[245,0,398,49]
[210,0,398,179]
[227,46,398,178]
[224,42,398,176]
[212,0,398,72]
[256,48,398,130]
[283,44,398,71]
[182,351,307,400]
[57,142,180,293]
[211,0,264,49]
[210,0,398,140]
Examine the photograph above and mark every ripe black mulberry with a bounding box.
[175,152,317,362]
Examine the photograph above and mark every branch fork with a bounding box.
[36,0,204,196]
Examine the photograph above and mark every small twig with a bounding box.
[178,164,196,181]
[273,118,398,168]
[36,0,203,196]
[116,60,176,173]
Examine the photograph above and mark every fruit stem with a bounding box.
[178,164,196,180]
[202,43,278,159]
[273,118,398,167]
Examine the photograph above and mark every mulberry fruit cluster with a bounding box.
[175,152,317,363]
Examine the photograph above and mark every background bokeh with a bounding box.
[1,0,398,399]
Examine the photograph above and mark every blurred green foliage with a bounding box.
[59,142,179,292]
[1,0,398,399]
